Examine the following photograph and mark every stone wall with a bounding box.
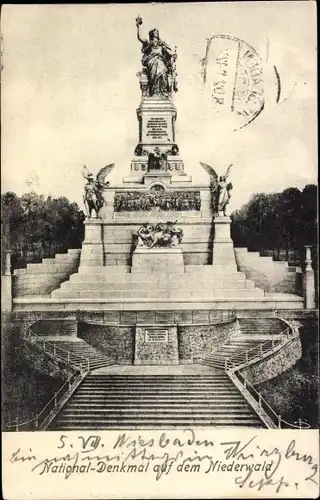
[78,320,238,365]
[30,320,78,337]
[76,310,235,325]
[178,319,240,363]
[241,336,302,384]
[135,325,179,365]
[78,323,135,364]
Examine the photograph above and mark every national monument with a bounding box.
[5,17,316,431]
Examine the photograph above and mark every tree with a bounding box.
[1,191,85,269]
[231,184,317,263]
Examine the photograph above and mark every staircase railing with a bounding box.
[5,326,91,431]
[224,326,291,371]
[224,319,309,429]
[232,370,309,429]
[5,367,85,431]
[25,329,91,371]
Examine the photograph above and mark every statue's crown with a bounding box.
[149,28,159,38]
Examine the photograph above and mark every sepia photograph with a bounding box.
[1,2,318,499]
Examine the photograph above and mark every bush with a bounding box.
[256,319,319,428]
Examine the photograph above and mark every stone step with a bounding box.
[73,390,242,397]
[55,254,76,261]
[14,272,74,281]
[78,266,130,273]
[41,258,57,264]
[54,414,261,423]
[24,265,76,274]
[66,401,249,408]
[82,375,229,381]
[61,408,254,416]
[78,381,232,388]
[60,280,253,291]
[13,269,27,276]
[51,288,265,299]
[53,422,262,429]
[185,265,238,272]
[71,396,245,404]
[68,272,249,283]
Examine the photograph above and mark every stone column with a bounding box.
[2,250,12,312]
[79,220,104,267]
[4,250,12,276]
[211,216,237,269]
[304,246,315,309]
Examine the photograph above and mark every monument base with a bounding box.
[212,216,237,269]
[134,324,179,365]
[131,247,184,274]
[80,220,104,267]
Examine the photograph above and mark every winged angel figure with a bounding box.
[200,162,233,216]
[82,164,115,218]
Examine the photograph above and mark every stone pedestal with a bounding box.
[2,250,12,312]
[80,220,104,267]
[1,276,12,312]
[131,247,184,274]
[137,97,177,150]
[129,96,186,180]
[212,216,237,269]
[98,188,115,221]
[134,324,179,365]
[304,246,315,309]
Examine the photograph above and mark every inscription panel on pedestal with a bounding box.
[146,117,169,140]
[144,329,169,343]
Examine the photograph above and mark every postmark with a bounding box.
[200,35,277,130]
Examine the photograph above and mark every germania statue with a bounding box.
[82,164,115,218]
[136,15,178,98]
[200,162,233,216]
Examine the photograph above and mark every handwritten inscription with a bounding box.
[146,117,168,140]
[7,431,319,495]
[145,329,168,343]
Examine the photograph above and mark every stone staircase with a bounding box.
[50,373,264,430]
[51,264,265,300]
[13,249,80,296]
[199,318,286,369]
[40,338,115,372]
[199,338,273,369]
[238,317,285,335]
[234,248,299,293]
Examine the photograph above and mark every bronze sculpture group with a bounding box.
[114,190,201,212]
[133,222,183,249]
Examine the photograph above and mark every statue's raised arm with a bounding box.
[136,16,146,44]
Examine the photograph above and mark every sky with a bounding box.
[1,2,317,212]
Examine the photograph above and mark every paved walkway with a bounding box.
[92,363,219,375]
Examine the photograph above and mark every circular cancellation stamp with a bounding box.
[200,35,267,130]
